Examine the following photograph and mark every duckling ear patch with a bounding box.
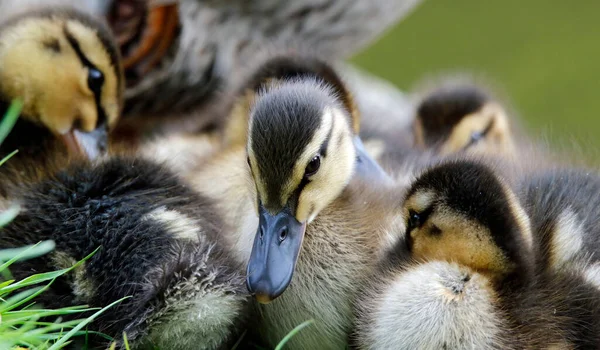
[409,211,513,279]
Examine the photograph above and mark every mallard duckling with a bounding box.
[0,8,123,161]
[355,160,600,349]
[189,55,400,349]
[412,79,517,157]
[365,79,522,178]
[0,156,249,350]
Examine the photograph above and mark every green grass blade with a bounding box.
[0,286,43,312]
[0,203,19,227]
[0,241,56,267]
[0,149,18,168]
[2,307,96,325]
[47,296,129,350]
[0,241,55,281]
[274,320,315,350]
[0,99,22,146]
[123,331,130,350]
[1,246,100,294]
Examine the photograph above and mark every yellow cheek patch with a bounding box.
[410,211,513,281]
[439,102,514,156]
[295,108,356,223]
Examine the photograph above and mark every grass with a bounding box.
[0,100,125,349]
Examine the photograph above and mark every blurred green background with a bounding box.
[351,0,600,157]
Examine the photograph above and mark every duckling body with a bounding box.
[0,156,249,349]
[189,55,405,349]
[355,160,600,349]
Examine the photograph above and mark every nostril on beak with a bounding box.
[278,226,288,243]
[259,226,265,239]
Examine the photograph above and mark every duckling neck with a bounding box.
[352,136,391,185]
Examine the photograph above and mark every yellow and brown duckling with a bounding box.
[0,8,123,162]
[412,79,517,157]
[190,54,399,349]
[368,79,521,180]
[242,54,389,300]
[355,160,600,349]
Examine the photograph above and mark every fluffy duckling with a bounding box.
[0,8,123,161]
[0,156,249,350]
[367,80,521,179]
[190,55,399,349]
[412,79,517,157]
[355,160,600,349]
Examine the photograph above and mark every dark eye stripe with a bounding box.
[407,206,434,232]
[63,27,107,128]
[463,118,496,150]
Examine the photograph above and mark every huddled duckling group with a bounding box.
[1,3,600,350]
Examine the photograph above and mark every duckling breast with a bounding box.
[355,261,510,350]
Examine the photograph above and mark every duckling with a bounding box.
[0,8,123,161]
[354,160,600,349]
[365,79,522,178]
[188,54,402,349]
[412,79,518,157]
[0,156,249,350]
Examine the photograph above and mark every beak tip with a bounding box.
[255,293,275,304]
[60,128,109,161]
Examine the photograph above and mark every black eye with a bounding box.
[87,68,104,94]
[304,155,321,177]
[407,210,422,231]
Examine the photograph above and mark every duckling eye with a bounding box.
[304,155,321,177]
[407,210,422,231]
[470,131,484,143]
[87,68,104,94]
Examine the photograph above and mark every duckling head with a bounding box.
[244,57,376,303]
[414,83,514,157]
[403,160,533,283]
[0,9,123,159]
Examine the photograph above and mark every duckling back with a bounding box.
[0,156,249,349]
[518,167,600,283]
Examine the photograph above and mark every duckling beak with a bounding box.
[59,127,108,160]
[246,204,307,304]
